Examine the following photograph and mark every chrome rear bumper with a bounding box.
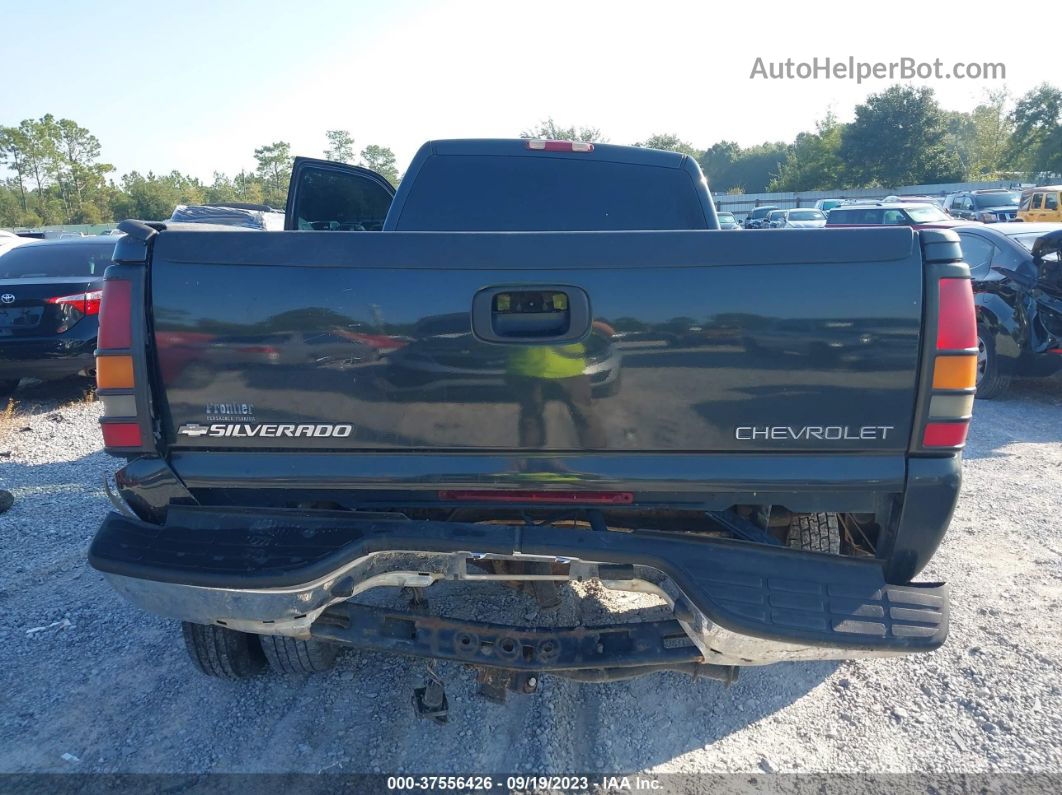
[91,507,948,668]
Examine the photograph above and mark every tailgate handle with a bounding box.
[471,286,591,344]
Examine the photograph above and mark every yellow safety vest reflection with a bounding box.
[506,344,586,379]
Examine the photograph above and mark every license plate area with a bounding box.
[0,307,43,330]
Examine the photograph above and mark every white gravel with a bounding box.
[1,376,1061,778]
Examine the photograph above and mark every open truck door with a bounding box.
[283,156,395,232]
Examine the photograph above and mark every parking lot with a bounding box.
[1,376,1060,776]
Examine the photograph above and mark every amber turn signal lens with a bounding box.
[96,355,134,389]
[932,356,976,390]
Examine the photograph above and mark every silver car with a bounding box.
[769,209,827,229]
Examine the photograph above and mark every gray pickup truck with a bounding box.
[88,139,974,716]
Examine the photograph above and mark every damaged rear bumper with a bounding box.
[88,507,948,668]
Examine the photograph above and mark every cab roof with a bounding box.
[425,139,691,169]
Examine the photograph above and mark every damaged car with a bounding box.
[955,223,1062,398]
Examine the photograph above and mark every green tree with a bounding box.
[521,117,605,143]
[0,126,31,213]
[56,117,113,220]
[0,183,22,226]
[703,142,789,193]
[633,133,699,157]
[18,117,61,221]
[324,129,355,163]
[945,89,1014,180]
[203,171,238,205]
[698,141,741,189]
[965,89,1014,178]
[253,141,293,208]
[840,85,963,186]
[769,112,845,191]
[1008,83,1062,174]
[233,170,266,204]
[112,170,204,220]
[729,143,790,193]
[360,144,399,185]
[0,115,113,224]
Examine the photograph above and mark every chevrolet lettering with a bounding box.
[735,425,896,441]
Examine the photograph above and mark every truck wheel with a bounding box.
[976,329,1010,399]
[259,634,339,674]
[786,513,841,554]
[181,621,266,679]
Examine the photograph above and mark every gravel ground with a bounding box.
[1,375,1060,779]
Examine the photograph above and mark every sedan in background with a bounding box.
[955,223,1062,398]
[742,205,779,229]
[0,237,116,394]
[826,202,970,230]
[883,194,945,208]
[0,230,28,258]
[717,211,741,229]
[813,198,844,214]
[763,209,787,228]
[770,208,827,229]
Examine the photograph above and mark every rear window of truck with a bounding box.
[393,155,707,231]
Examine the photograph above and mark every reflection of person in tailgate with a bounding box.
[506,327,610,449]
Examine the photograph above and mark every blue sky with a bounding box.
[0,0,1045,182]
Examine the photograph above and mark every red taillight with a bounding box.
[45,290,102,316]
[101,422,142,447]
[439,490,633,505]
[525,139,594,153]
[936,278,977,350]
[97,279,142,450]
[922,422,969,448]
[919,277,977,450]
[98,280,131,348]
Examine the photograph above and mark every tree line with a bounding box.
[525,83,1061,194]
[1,82,1059,228]
[0,125,400,227]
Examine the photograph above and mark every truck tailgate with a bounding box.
[148,228,923,453]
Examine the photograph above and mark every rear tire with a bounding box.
[786,513,841,555]
[259,634,339,674]
[181,621,266,679]
[976,329,1010,399]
